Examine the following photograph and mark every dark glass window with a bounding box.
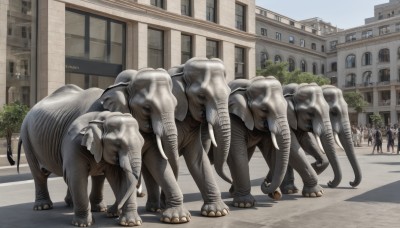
[379,48,390,62]
[345,54,356,68]
[362,52,372,66]
[148,28,164,69]
[235,46,245,79]
[260,52,268,68]
[345,73,356,87]
[206,0,217,23]
[311,43,316,50]
[331,62,337,72]
[289,36,294,44]
[151,0,164,9]
[206,39,219,58]
[181,34,192,64]
[235,3,246,31]
[275,32,281,40]
[321,45,325,52]
[261,28,267,36]
[181,0,191,16]
[312,63,317,74]
[321,64,325,74]
[363,71,372,85]
[274,55,282,63]
[379,69,390,82]
[288,58,295,72]
[300,39,305,47]
[300,60,307,72]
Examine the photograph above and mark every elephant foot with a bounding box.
[119,210,142,226]
[160,206,191,224]
[33,199,53,210]
[232,194,255,208]
[107,203,120,217]
[302,185,324,197]
[280,183,299,194]
[145,201,162,213]
[261,182,282,200]
[201,200,229,217]
[91,201,107,212]
[72,214,94,227]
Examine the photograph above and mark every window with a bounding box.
[362,52,372,66]
[235,3,246,31]
[396,23,400,32]
[181,0,191,16]
[379,25,390,35]
[321,45,325,52]
[379,48,390,62]
[362,71,372,86]
[206,39,219,58]
[301,25,305,30]
[345,54,356,68]
[150,0,164,8]
[274,55,282,63]
[288,58,295,72]
[89,17,107,61]
[365,92,372,104]
[321,64,325,75]
[260,52,268,68]
[7,26,12,36]
[311,43,316,50]
[206,0,217,23]
[261,28,267,36]
[312,63,317,75]
[289,36,294,44]
[235,46,245,79]
[331,62,337,72]
[181,34,192,64]
[300,60,307,72]
[21,27,27,38]
[330,40,337,50]
[345,73,356,87]
[362,30,373,39]
[276,32,281,40]
[290,21,295,26]
[274,15,281,21]
[345,33,356,42]
[148,28,164,69]
[379,69,390,82]
[300,39,305,47]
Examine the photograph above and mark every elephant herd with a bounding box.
[16,57,362,227]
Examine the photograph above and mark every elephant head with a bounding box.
[322,85,362,187]
[169,57,231,182]
[284,83,342,188]
[229,76,291,194]
[99,69,179,178]
[70,111,144,210]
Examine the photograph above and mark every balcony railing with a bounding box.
[378,100,391,106]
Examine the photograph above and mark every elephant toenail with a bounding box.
[216,211,222,216]
[201,211,208,216]
[180,217,187,222]
[208,211,216,217]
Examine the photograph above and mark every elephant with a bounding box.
[226,76,291,207]
[141,57,231,217]
[18,109,144,227]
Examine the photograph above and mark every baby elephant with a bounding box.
[19,111,144,227]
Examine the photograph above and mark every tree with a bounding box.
[343,91,368,113]
[0,102,29,165]
[369,113,384,128]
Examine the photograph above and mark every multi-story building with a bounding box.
[0,0,256,107]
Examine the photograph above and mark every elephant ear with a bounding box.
[285,96,297,130]
[229,89,254,130]
[171,72,188,122]
[80,120,104,163]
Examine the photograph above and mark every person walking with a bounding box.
[372,127,382,154]
[367,127,373,146]
[387,126,394,153]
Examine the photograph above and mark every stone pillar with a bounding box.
[125,22,135,69]
[373,87,378,110]
[193,0,206,20]
[221,41,235,82]
[247,47,256,79]
[37,0,65,101]
[133,22,148,70]
[390,85,397,126]
[166,29,181,69]
[193,35,206,58]
[136,0,150,5]
[0,0,8,107]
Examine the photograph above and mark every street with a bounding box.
[0,141,399,228]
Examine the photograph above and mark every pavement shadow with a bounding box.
[345,180,400,204]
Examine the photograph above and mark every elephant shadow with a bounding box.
[345,180,400,204]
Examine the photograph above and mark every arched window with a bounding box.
[331,62,337,72]
[362,52,372,65]
[274,55,282,63]
[312,63,317,75]
[321,64,325,75]
[345,73,356,87]
[300,60,307,72]
[379,68,390,82]
[378,48,390,62]
[345,54,356,68]
[260,52,269,68]
[288,58,295,72]
[362,71,372,86]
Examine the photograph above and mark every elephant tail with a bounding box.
[17,138,22,174]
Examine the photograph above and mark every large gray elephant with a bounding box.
[226,76,291,208]
[19,106,144,226]
[143,57,231,217]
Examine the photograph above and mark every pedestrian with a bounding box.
[387,126,394,153]
[352,125,358,147]
[367,127,373,146]
[372,127,382,154]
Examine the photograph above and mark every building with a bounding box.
[0,0,256,107]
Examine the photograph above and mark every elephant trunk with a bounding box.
[211,106,232,183]
[339,120,362,187]
[117,170,137,210]
[118,150,142,210]
[159,112,180,179]
[261,116,290,194]
[319,120,342,188]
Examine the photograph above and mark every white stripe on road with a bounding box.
[0,177,63,187]
[0,164,29,170]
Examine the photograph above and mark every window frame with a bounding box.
[235,3,246,31]
[345,54,356,68]
[181,34,192,64]
[148,27,165,69]
[378,48,390,62]
[206,0,217,23]
[181,0,192,16]
[235,46,246,79]
[206,39,219,59]
[150,0,164,9]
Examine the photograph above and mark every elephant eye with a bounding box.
[198,94,206,101]
[143,105,151,113]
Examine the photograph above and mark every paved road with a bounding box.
[0,143,399,228]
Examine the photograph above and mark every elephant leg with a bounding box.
[104,166,142,226]
[89,175,107,212]
[182,140,229,216]
[143,147,191,223]
[297,132,329,175]
[289,131,324,197]
[280,165,299,194]
[64,188,72,207]
[24,147,53,210]
[142,163,161,212]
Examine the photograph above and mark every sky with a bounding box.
[255,0,390,29]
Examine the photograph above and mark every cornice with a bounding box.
[337,32,400,50]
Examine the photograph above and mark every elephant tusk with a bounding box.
[334,133,345,151]
[271,132,280,150]
[315,134,326,154]
[156,135,168,160]
[208,123,218,148]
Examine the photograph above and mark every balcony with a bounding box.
[357,82,375,88]
[379,100,391,106]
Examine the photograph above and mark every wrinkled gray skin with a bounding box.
[226,76,291,208]
[19,95,144,227]
[146,57,230,217]
[99,69,191,223]
[275,83,341,196]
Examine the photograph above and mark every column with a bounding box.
[125,22,135,69]
[390,85,397,126]
[0,0,8,107]
[221,41,235,82]
[166,29,181,69]
[372,87,378,112]
[193,35,206,58]
[247,47,256,79]
[133,22,148,70]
